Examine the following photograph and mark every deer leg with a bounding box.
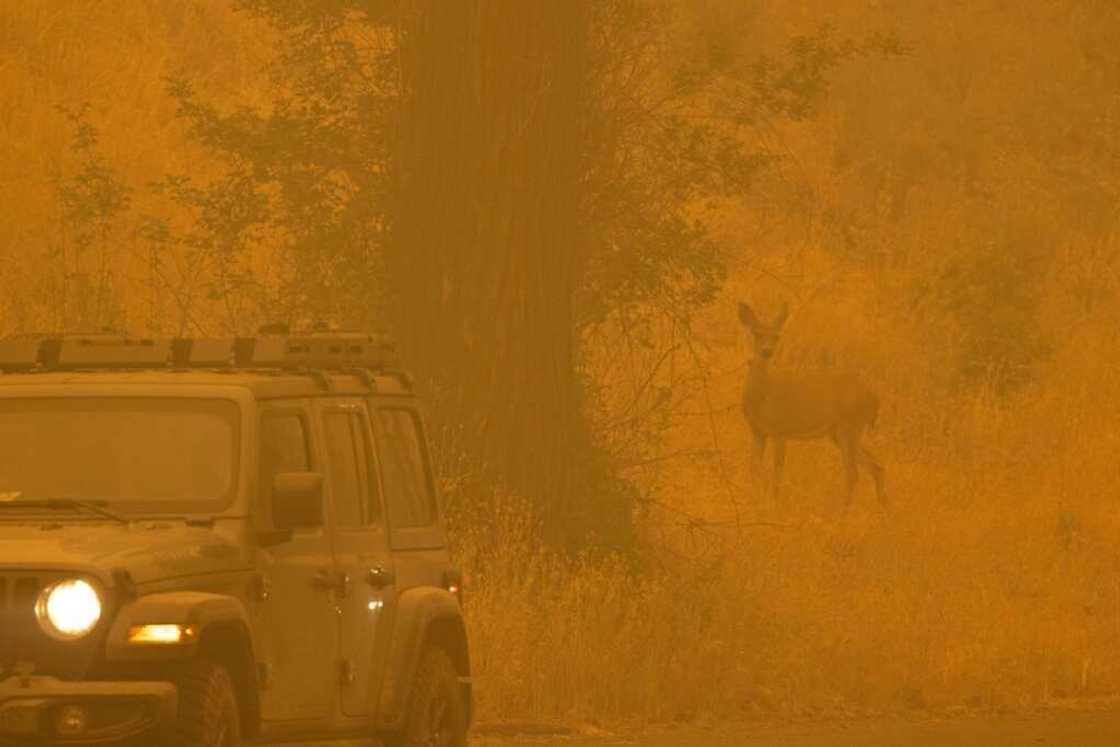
[836,435,859,514]
[772,438,786,498]
[858,444,887,508]
[750,429,767,483]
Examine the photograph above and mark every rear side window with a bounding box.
[373,409,436,529]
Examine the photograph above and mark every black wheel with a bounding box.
[388,647,468,747]
[166,659,241,747]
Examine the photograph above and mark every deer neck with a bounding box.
[743,356,771,409]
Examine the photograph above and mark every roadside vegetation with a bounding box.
[461,237,1120,723]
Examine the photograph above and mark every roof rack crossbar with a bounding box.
[0,330,401,374]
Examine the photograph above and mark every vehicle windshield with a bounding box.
[0,397,239,513]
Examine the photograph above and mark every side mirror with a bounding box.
[271,471,324,531]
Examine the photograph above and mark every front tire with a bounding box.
[388,647,468,747]
[167,659,241,747]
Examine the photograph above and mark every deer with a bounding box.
[737,300,886,512]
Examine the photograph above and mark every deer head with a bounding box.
[738,301,789,361]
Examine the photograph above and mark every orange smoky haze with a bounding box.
[3,0,1120,726]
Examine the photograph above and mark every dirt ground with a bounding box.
[267,704,1120,746]
[467,707,1120,747]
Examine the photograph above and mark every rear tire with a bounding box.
[386,647,468,747]
[166,659,241,747]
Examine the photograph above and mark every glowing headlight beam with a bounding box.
[35,579,102,640]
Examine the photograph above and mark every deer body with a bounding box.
[738,302,886,510]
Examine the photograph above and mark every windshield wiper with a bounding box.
[0,497,129,524]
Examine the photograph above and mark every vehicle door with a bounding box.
[369,406,448,594]
[315,399,395,720]
[254,403,339,724]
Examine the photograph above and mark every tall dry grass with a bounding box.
[457,240,1120,725]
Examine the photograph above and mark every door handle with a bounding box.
[366,566,396,590]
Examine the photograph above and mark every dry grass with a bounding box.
[461,392,1120,725]
[458,243,1120,726]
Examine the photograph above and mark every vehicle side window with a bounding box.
[259,413,310,485]
[258,413,310,524]
[323,411,364,527]
[373,409,436,529]
[355,413,384,524]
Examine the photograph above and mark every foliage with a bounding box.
[911,230,1054,393]
[135,170,270,335]
[814,1,1120,392]
[161,9,397,330]
[31,106,132,332]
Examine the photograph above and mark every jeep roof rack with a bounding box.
[0,328,402,375]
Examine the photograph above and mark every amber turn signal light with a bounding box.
[127,624,198,644]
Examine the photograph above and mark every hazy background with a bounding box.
[3,0,1120,727]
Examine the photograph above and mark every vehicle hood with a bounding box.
[0,522,251,587]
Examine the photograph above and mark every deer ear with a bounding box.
[738,302,759,329]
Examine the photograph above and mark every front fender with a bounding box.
[375,587,470,731]
[105,591,252,662]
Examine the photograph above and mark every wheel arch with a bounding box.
[195,618,260,739]
[104,590,261,737]
[376,587,471,731]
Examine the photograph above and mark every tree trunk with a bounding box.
[393,0,590,544]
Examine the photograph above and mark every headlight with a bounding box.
[35,579,102,640]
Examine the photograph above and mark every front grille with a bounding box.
[0,572,105,679]
[0,574,41,666]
